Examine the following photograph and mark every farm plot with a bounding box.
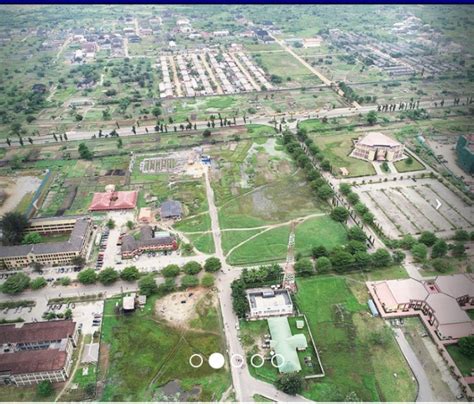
[355,178,473,238]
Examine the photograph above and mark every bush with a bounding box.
[158,278,176,294]
[392,250,406,264]
[371,248,392,268]
[312,245,328,259]
[353,251,372,269]
[120,266,140,281]
[37,381,54,397]
[419,231,437,247]
[347,226,367,242]
[317,184,334,200]
[59,277,71,286]
[411,243,428,262]
[201,273,215,288]
[400,234,416,250]
[183,261,202,275]
[431,258,453,273]
[330,207,349,223]
[330,248,355,272]
[294,258,314,277]
[161,264,181,278]
[275,373,304,395]
[339,183,351,195]
[458,335,474,359]
[98,267,119,285]
[138,275,158,296]
[316,256,332,273]
[181,274,199,288]
[204,257,222,273]
[78,268,97,285]
[453,229,469,242]
[347,192,359,205]
[1,273,30,294]
[30,277,47,290]
[431,239,448,258]
[451,242,466,257]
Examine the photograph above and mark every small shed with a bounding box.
[160,200,182,220]
[339,167,349,176]
[123,295,136,311]
[368,299,379,317]
[296,320,305,329]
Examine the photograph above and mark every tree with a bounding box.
[347,226,367,242]
[84,382,96,398]
[22,232,42,245]
[371,248,392,267]
[231,279,249,318]
[161,264,180,278]
[362,211,374,225]
[158,278,176,294]
[330,207,349,223]
[181,274,199,288]
[381,162,389,172]
[183,261,202,275]
[138,275,157,296]
[1,272,30,294]
[78,143,93,160]
[330,248,355,272]
[106,218,115,229]
[347,192,359,205]
[320,159,331,171]
[406,156,414,165]
[120,266,140,281]
[201,273,215,288]
[316,256,332,273]
[431,239,448,258]
[400,234,416,250]
[353,251,372,269]
[30,277,47,290]
[317,184,334,200]
[347,240,367,254]
[64,308,73,320]
[431,258,453,273]
[59,277,71,286]
[204,257,222,273]
[339,183,351,195]
[294,258,314,277]
[411,243,428,262]
[0,212,30,245]
[354,202,368,215]
[453,229,469,242]
[458,335,474,359]
[419,231,437,247]
[312,245,328,259]
[98,267,119,285]
[275,373,304,395]
[117,138,123,149]
[71,256,86,268]
[366,110,377,125]
[392,250,406,264]
[37,381,54,397]
[78,268,97,285]
[202,129,211,138]
[451,242,466,257]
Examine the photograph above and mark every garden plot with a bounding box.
[355,178,473,238]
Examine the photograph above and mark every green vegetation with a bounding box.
[446,343,473,376]
[393,157,425,172]
[186,232,215,254]
[221,229,263,255]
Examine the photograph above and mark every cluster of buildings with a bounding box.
[350,132,405,162]
[368,274,473,341]
[120,225,177,259]
[0,216,93,270]
[456,134,474,175]
[159,49,273,99]
[0,321,78,386]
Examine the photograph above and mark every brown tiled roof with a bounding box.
[0,349,67,375]
[0,320,76,345]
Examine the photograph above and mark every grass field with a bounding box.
[174,213,212,232]
[100,295,229,401]
[227,225,290,265]
[393,158,425,173]
[186,232,215,254]
[313,133,376,177]
[295,276,416,401]
[222,229,263,255]
[446,344,472,376]
[294,215,348,256]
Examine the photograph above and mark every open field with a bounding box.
[355,178,473,238]
[185,232,215,254]
[295,276,417,402]
[100,293,229,401]
[393,157,425,173]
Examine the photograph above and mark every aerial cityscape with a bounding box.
[0,4,473,402]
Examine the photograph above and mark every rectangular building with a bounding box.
[247,288,294,319]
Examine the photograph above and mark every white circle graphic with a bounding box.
[270,353,286,369]
[250,354,265,368]
[209,352,225,369]
[230,353,244,368]
[189,353,204,368]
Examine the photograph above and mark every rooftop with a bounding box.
[89,191,138,211]
[0,320,76,345]
[357,132,402,148]
[0,349,67,375]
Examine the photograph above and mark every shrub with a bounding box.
[98,267,119,285]
[37,381,54,397]
[419,231,437,247]
[161,264,181,278]
[1,273,30,294]
[183,261,202,275]
[30,277,47,290]
[78,268,97,285]
[201,273,215,288]
[275,373,304,395]
[294,258,314,276]
[204,257,222,273]
[120,266,140,281]
[411,243,428,262]
[138,275,157,296]
[431,258,453,273]
[316,256,332,273]
[312,245,328,258]
[181,275,199,288]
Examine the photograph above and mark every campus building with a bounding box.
[0,321,78,386]
[247,288,294,319]
[159,200,182,220]
[350,132,405,162]
[0,216,93,269]
[88,190,138,211]
[455,134,474,174]
[121,225,177,259]
[368,274,473,341]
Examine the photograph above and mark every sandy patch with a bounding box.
[155,287,210,328]
[0,176,43,215]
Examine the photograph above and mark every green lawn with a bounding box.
[446,344,472,376]
[294,216,347,256]
[295,276,416,401]
[222,229,264,255]
[314,134,376,177]
[393,158,425,173]
[174,213,212,232]
[227,225,290,265]
[100,296,229,401]
[186,232,215,254]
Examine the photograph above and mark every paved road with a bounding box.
[393,328,435,402]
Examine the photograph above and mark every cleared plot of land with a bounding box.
[0,175,43,216]
[100,294,229,402]
[295,276,416,402]
[355,178,473,238]
[312,134,376,177]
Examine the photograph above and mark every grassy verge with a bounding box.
[393,158,425,173]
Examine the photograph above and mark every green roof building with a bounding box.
[268,317,307,373]
[455,135,474,174]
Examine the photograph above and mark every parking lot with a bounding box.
[354,178,474,238]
